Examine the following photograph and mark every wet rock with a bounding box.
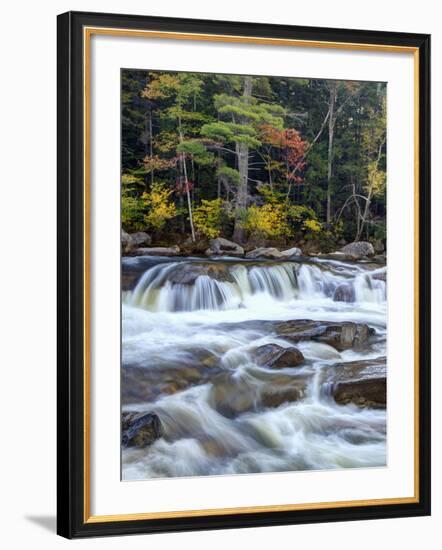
[280,246,302,259]
[122,355,222,404]
[273,320,373,351]
[372,269,387,282]
[205,238,244,257]
[254,343,304,369]
[122,411,163,447]
[246,247,283,259]
[209,371,310,417]
[167,262,234,285]
[317,252,359,261]
[372,254,387,265]
[333,283,356,303]
[322,357,386,408]
[339,241,375,259]
[136,245,180,256]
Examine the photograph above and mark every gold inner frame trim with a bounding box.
[83,26,420,524]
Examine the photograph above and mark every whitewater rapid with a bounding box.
[121,256,387,480]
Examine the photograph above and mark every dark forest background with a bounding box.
[121,70,386,252]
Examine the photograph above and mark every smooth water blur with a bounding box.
[122,257,387,480]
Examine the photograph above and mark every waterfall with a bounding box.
[126,259,386,313]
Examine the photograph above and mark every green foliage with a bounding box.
[121,69,387,247]
[193,199,227,238]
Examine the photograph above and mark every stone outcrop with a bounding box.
[253,343,305,369]
[205,238,244,257]
[122,411,163,447]
[322,357,386,408]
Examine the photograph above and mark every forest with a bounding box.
[121,70,387,253]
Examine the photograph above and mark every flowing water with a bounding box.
[122,255,387,480]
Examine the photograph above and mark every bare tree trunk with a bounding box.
[326,83,337,224]
[178,115,196,242]
[233,75,253,243]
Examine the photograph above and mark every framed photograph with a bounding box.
[57,11,431,538]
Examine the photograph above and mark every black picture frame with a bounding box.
[57,10,431,539]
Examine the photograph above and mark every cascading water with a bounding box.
[122,256,387,480]
[126,260,386,313]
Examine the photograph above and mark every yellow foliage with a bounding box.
[243,204,291,238]
[193,199,225,239]
[303,219,322,233]
[142,182,177,230]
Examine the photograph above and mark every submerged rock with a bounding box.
[333,283,356,303]
[136,245,180,256]
[122,411,163,448]
[339,241,375,259]
[323,357,386,408]
[254,343,304,369]
[166,262,234,285]
[209,371,310,418]
[273,319,373,351]
[205,237,244,257]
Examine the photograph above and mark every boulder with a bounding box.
[166,262,234,285]
[253,343,304,369]
[339,241,375,259]
[246,247,283,259]
[333,283,356,303]
[121,230,132,253]
[273,319,373,352]
[280,246,302,259]
[136,245,180,256]
[205,238,244,257]
[322,357,386,408]
[209,371,310,418]
[122,411,163,447]
[373,240,385,254]
[130,231,151,247]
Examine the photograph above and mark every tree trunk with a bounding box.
[326,83,337,225]
[178,115,196,242]
[232,76,253,243]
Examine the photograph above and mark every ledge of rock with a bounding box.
[323,357,386,408]
[136,245,180,256]
[246,246,302,260]
[122,411,163,448]
[205,237,244,257]
[166,262,235,285]
[253,343,304,369]
[273,319,373,351]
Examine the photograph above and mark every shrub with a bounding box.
[193,198,226,239]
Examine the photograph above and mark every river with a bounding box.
[121,255,387,480]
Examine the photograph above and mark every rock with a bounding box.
[372,269,387,282]
[317,252,359,261]
[246,247,282,259]
[372,254,387,264]
[136,245,180,256]
[333,283,356,303]
[322,357,386,408]
[280,246,302,259]
[167,262,234,285]
[273,319,373,351]
[121,230,132,253]
[122,411,163,447]
[339,241,375,259]
[373,240,385,254]
[130,231,151,247]
[254,343,304,369]
[205,238,244,257]
[209,371,310,418]
[338,238,347,246]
